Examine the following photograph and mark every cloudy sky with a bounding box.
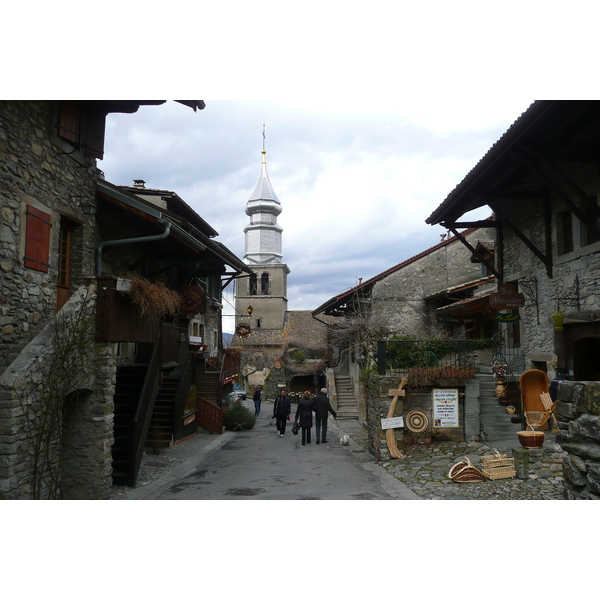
[99,98,533,331]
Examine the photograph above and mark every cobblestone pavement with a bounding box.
[110,401,566,500]
[335,420,566,500]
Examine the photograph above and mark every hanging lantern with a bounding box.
[551,309,565,332]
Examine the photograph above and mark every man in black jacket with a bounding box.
[314,388,337,444]
[272,389,291,436]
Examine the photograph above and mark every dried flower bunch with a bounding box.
[407,365,475,388]
[127,275,181,320]
[491,358,508,380]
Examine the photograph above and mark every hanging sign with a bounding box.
[433,388,459,428]
[235,322,251,338]
[179,284,206,314]
[495,311,521,323]
[489,283,525,309]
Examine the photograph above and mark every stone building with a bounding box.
[232,135,335,400]
[313,228,498,446]
[427,100,600,382]
[427,100,600,490]
[0,101,249,499]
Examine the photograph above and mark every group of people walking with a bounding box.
[263,387,337,445]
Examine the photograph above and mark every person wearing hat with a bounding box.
[314,388,336,444]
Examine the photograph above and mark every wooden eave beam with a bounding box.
[445,226,501,280]
[488,200,553,278]
[518,151,600,242]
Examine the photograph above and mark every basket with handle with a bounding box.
[517,425,545,448]
[482,450,516,480]
[448,457,485,483]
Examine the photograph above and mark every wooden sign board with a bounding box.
[388,389,406,397]
[489,283,525,309]
[381,416,404,430]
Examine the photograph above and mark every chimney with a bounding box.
[133,179,146,188]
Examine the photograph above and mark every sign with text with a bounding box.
[381,416,404,430]
[489,283,525,309]
[433,388,459,428]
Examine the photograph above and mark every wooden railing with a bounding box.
[130,334,161,486]
[95,275,159,343]
[221,347,241,383]
[172,352,193,442]
[197,395,223,434]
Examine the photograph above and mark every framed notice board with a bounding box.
[432,388,459,428]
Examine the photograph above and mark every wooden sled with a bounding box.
[519,369,550,430]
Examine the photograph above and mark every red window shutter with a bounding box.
[24,205,52,272]
[57,101,79,143]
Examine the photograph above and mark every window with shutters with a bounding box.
[56,101,107,159]
[24,205,52,273]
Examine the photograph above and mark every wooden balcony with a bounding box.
[95,276,159,343]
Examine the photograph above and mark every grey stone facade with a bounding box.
[1,101,97,372]
[0,286,116,499]
[371,228,495,338]
[556,380,600,499]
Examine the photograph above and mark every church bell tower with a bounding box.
[235,126,290,331]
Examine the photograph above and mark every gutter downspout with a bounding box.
[96,218,172,275]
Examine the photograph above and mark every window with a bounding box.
[261,272,270,295]
[24,205,52,272]
[56,101,107,159]
[580,195,600,246]
[249,273,258,295]
[557,210,574,255]
[256,318,262,328]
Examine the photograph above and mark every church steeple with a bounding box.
[243,124,283,264]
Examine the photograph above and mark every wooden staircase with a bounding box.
[196,371,223,434]
[146,375,180,449]
[112,364,147,485]
[334,374,359,420]
[197,371,220,405]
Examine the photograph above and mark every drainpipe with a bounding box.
[96,218,172,275]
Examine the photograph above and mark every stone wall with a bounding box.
[499,160,600,374]
[0,286,116,499]
[555,380,600,499]
[0,101,98,372]
[371,229,495,338]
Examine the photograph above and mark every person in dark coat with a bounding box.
[295,391,316,445]
[272,389,291,436]
[314,388,336,444]
[252,385,264,416]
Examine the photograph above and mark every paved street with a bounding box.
[123,402,419,500]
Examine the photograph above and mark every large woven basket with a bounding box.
[448,457,485,483]
[482,450,516,480]
[517,426,545,449]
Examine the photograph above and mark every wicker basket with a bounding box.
[448,457,485,483]
[482,450,516,480]
[517,426,545,448]
[525,411,548,429]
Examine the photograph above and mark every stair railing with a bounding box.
[172,351,193,442]
[491,325,524,426]
[130,333,162,487]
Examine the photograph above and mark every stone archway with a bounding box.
[61,388,112,499]
[573,336,600,381]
